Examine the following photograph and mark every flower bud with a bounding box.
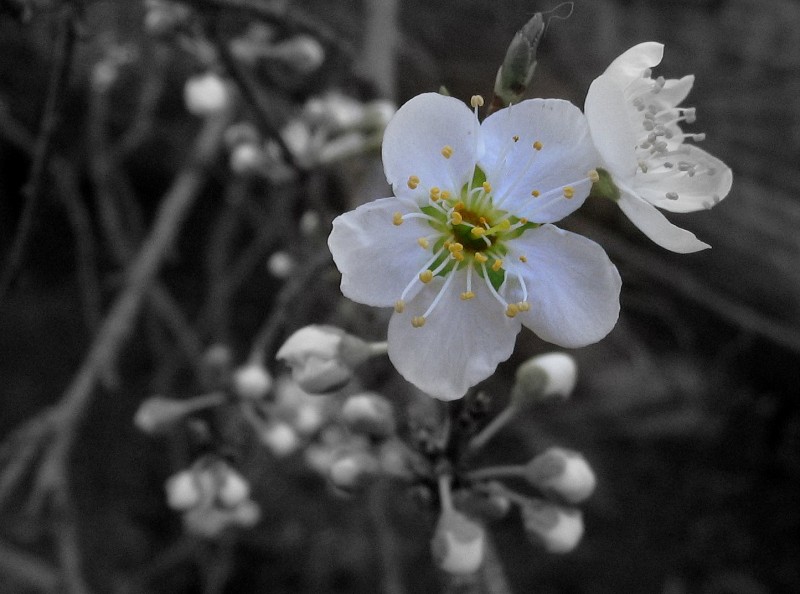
[280,119,313,163]
[524,447,596,504]
[511,353,577,407]
[134,395,191,435]
[165,470,201,511]
[276,325,374,394]
[431,509,485,575]
[521,500,584,554]
[229,142,264,175]
[259,421,300,457]
[184,72,230,116]
[362,100,397,131]
[272,35,325,74]
[329,451,379,493]
[232,363,273,400]
[217,468,251,508]
[266,251,295,279]
[341,393,396,439]
[230,499,261,528]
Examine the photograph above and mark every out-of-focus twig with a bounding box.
[361,0,398,100]
[0,6,76,302]
[0,537,60,592]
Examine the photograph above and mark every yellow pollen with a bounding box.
[470,227,486,237]
[440,190,452,201]
[492,259,503,272]
[392,212,403,226]
[517,301,531,312]
[419,270,433,283]
[441,145,454,159]
[394,300,405,313]
[407,175,420,189]
[531,190,540,197]
[451,211,463,225]
[448,242,464,253]
[533,141,543,151]
[519,255,528,263]
[411,316,426,328]
[460,291,475,300]
[470,95,484,108]
[512,135,520,142]
[475,252,488,263]
[429,187,441,200]
[589,169,600,183]
[417,237,430,249]
[563,186,575,199]
[505,303,519,318]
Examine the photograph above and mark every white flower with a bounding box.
[585,42,733,253]
[328,93,621,400]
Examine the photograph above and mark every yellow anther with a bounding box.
[505,303,519,318]
[492,259,503,272]
[419,270,433,283]
[429,186,441,200]
[453,201,465,211]
[588,169,600,183]
[479,216,487,226]
[531,190,540,197]
[470,95,484,108]
[512,135,520,142]
[417,237,430,249]
[441,145,454,159]
[440,190,452,201]
[533,141,543,151]
[407,175,420,189]
[394,300,405,313]
[482,181,492,193]
[451,211,463,225]
[443,240,451,250]
[411,316,426,328]
[475,252,488,263]
[460,291,476,300]
[448,242,464,253]
[517,301,531,312]
[519,218,528,224]
[451,252,464,262]
[392,212,404,226]
[563,186,575,199]
[470,227,486,237]
[519,255,528,263]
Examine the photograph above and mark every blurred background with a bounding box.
[1,0,799,592]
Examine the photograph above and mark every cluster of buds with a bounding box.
[165,458,260,538]
[230,23,325,76]
[280,92,396,168]
[223,121,295,182]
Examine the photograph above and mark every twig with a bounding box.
[368,480,407,594]
[480,533,513,594]
[0,6,76,302]
[0,537,60,592]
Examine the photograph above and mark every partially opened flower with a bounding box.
[328,93,621,400]
[585,42,733,253]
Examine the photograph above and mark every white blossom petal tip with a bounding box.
[328,94,618,400]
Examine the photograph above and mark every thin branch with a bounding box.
[0,538,60,592]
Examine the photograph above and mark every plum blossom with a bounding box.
[328,93,621,400]
[585,42,733,253]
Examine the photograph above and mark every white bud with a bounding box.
[230,499,261,528]
[329,451,379,492]
[134,395,191,435]
[431,510,485,575]
[363,99,397,130]
[217,469,251,508]
[260,421,300,457]
[229,143,264,175]
[272,35,325,74]
[184,72,230,116]
[232,363,273,400]
[280,118,313,162]
[512,352,577,406]
[165,470,201,511]
[266,251,295,279]
[299,210,320,236]
[524,447,596,504]
[521,500,584,554]
[341,393,396,439]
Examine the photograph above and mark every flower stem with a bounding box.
[438,474,454,514]
[465,404,519,456]
[465,465,525,483]
[368,341,389,356]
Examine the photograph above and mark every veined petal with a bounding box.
[329,197,434,307]
[617,190,710,253]
[585,76,638,180]
[387,271,521,400]
[506,225,621,348]
[382,93,480,200]
[603,42,664,87]
[634,145,733,213]
[479,99,597,223]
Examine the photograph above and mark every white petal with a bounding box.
[479,99,598,223]
[617,191,710,253]
[634,145,733,213]
[603,42,664,87]
[387,270,521,400]
[585,76,638,180]
[506,225,621,347]
[328,197,435,307]
[657,74,694,107]
[382,93,480,199]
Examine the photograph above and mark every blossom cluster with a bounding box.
[328,42,732,401]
